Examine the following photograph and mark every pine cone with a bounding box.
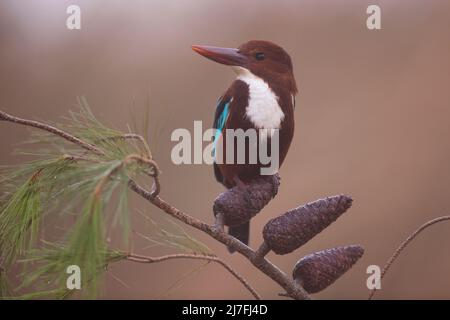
[293,245,364,293]
[213,174,280,226]
[262,195,352,254]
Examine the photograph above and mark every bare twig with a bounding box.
[369,215,450,300]
[0,109,311,300]
[0,110,103,155]
[125,252,261,299]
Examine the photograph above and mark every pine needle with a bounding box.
[0,173,42,266]
[136,211,211,255]
[0,268,11,299]
[0,100,210,299]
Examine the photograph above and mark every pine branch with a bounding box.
[0,108,311,300]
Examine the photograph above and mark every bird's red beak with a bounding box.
[192,45,248,67]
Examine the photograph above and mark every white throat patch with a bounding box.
[233,67,284,129]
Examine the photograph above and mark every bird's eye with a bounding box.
[255,52,265,61]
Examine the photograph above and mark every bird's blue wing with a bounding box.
[212,94,232,184]
[213,99,230,156]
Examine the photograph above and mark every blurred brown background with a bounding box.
[1,0,450,299]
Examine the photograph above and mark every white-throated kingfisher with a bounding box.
[192,40,297,251]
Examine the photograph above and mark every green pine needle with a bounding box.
[0,100,212,299]
[0,173,42,266]
[137,212,212,255]
[18,242,125,300]
[0,269,11,299]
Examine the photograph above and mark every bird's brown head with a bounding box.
[192,40,297,94]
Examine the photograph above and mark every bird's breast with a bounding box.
[236,71,285,130]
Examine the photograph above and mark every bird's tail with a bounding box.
[227,222,250,253]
